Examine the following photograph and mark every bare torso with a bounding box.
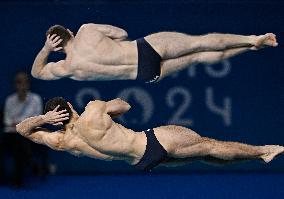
[62,101,147,164]
[65,25,138,81]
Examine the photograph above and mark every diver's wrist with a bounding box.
[42,46,51,52]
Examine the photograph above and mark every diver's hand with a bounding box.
[42,105,69,126]
[44,34,63,52]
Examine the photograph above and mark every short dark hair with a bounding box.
[46,25,72,48]
[44,97,72,125]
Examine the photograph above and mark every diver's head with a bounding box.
[44,97,73,126]
[46,25,74,51]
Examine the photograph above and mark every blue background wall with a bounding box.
[0,0,283,173]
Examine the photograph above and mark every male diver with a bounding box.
[32,24,278,83]
[16,97,284,171]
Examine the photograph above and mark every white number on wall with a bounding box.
[166,87,193,126]
[205,87,232,126]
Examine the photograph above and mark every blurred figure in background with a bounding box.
[0,107,5,184]
[1,71,45,187]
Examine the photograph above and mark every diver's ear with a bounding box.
[67,29,74,37]
[67,102,79,118]
[67,102,73,109]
